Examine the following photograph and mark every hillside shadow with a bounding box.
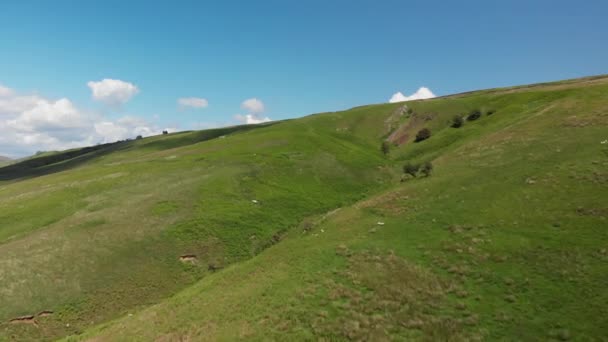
[0,122,279,182]
[139,122,278,151]
[0,141,133,182]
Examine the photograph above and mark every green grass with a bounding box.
[0,156,12,168]
[1,75,608,341]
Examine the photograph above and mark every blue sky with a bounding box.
[1,0,607,157]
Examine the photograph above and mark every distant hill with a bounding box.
[0,156,12,167]
[1,75,607,341]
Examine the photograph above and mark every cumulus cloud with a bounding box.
[93,121,129,143]
[10,98,85,132]
[0,83,161,157]
[234,114,272,125]
[87,78,139,105]
[389,87,436,103]
[0,84,15,97]
[241,98,265,114]
[234,97,272,125]
[178,97,208,109]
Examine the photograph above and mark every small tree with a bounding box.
[451,115,464,128]
[381,141,390,156]
[467,109,482,121]
[403,162,420,177]
[415,128,431,142]
[136,135,143,140]
[420,161,433,177]
[162,130,169,135]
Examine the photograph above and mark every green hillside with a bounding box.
[0,157,11,167]
[1,76,608,341]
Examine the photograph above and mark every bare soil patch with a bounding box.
[9,315,37,326]
[38,310,53,317]
[179,254,197,263]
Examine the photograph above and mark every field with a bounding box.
[1,76,607,341]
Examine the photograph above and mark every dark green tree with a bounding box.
[403,162,420,177]
[467,109,482,121]
[415,128,431,142]
[451,115,464,128]
[381,141,391,156]
[420,161,433,177]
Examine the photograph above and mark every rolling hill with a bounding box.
[0,156,11,167]
[1,75,607,341]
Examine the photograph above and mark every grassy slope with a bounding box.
[2,76,607,341]
[70,76,608,341]
[0,108,396,341]
[0,157,11,167]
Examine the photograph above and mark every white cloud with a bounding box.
[87,78,139,105]
[0,94,43,116]
[389,87,436,103]
[0,84,15,97]
[117,116,165,137]
[178,97,208,109]
[234,114,272,125]
[235,97,272,125]
[94,121,129,143]
[9,98,86,132]
[0,83,163,157]
[241,98,265,114]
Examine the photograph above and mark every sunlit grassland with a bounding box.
[1,76,607,341]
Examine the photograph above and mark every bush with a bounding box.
[403,162,420,177]
[381,141,390,155]
[415,128,431,142]
[420,161,433,177]
[451,115,464,128]
[136,135,143,140]
[467,109,482,121]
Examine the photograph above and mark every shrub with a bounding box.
[415,128,431,142]
[136,135,143,140]
[162,130,169,135]
[403,162,420,177]
[420,161,433,177]
[467,109,482,121]
[451,115,464,128]
[381,141,391,155]
[400,106,411,116]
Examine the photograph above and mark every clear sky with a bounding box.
[1,0,607,157]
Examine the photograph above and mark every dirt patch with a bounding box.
[384,105,408,135]
[387,113,424,145]
[7,310,52,325]
[9,315,37,326]
[576,207,608,217]
[179,254,197,263]
[38,310,53,317]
